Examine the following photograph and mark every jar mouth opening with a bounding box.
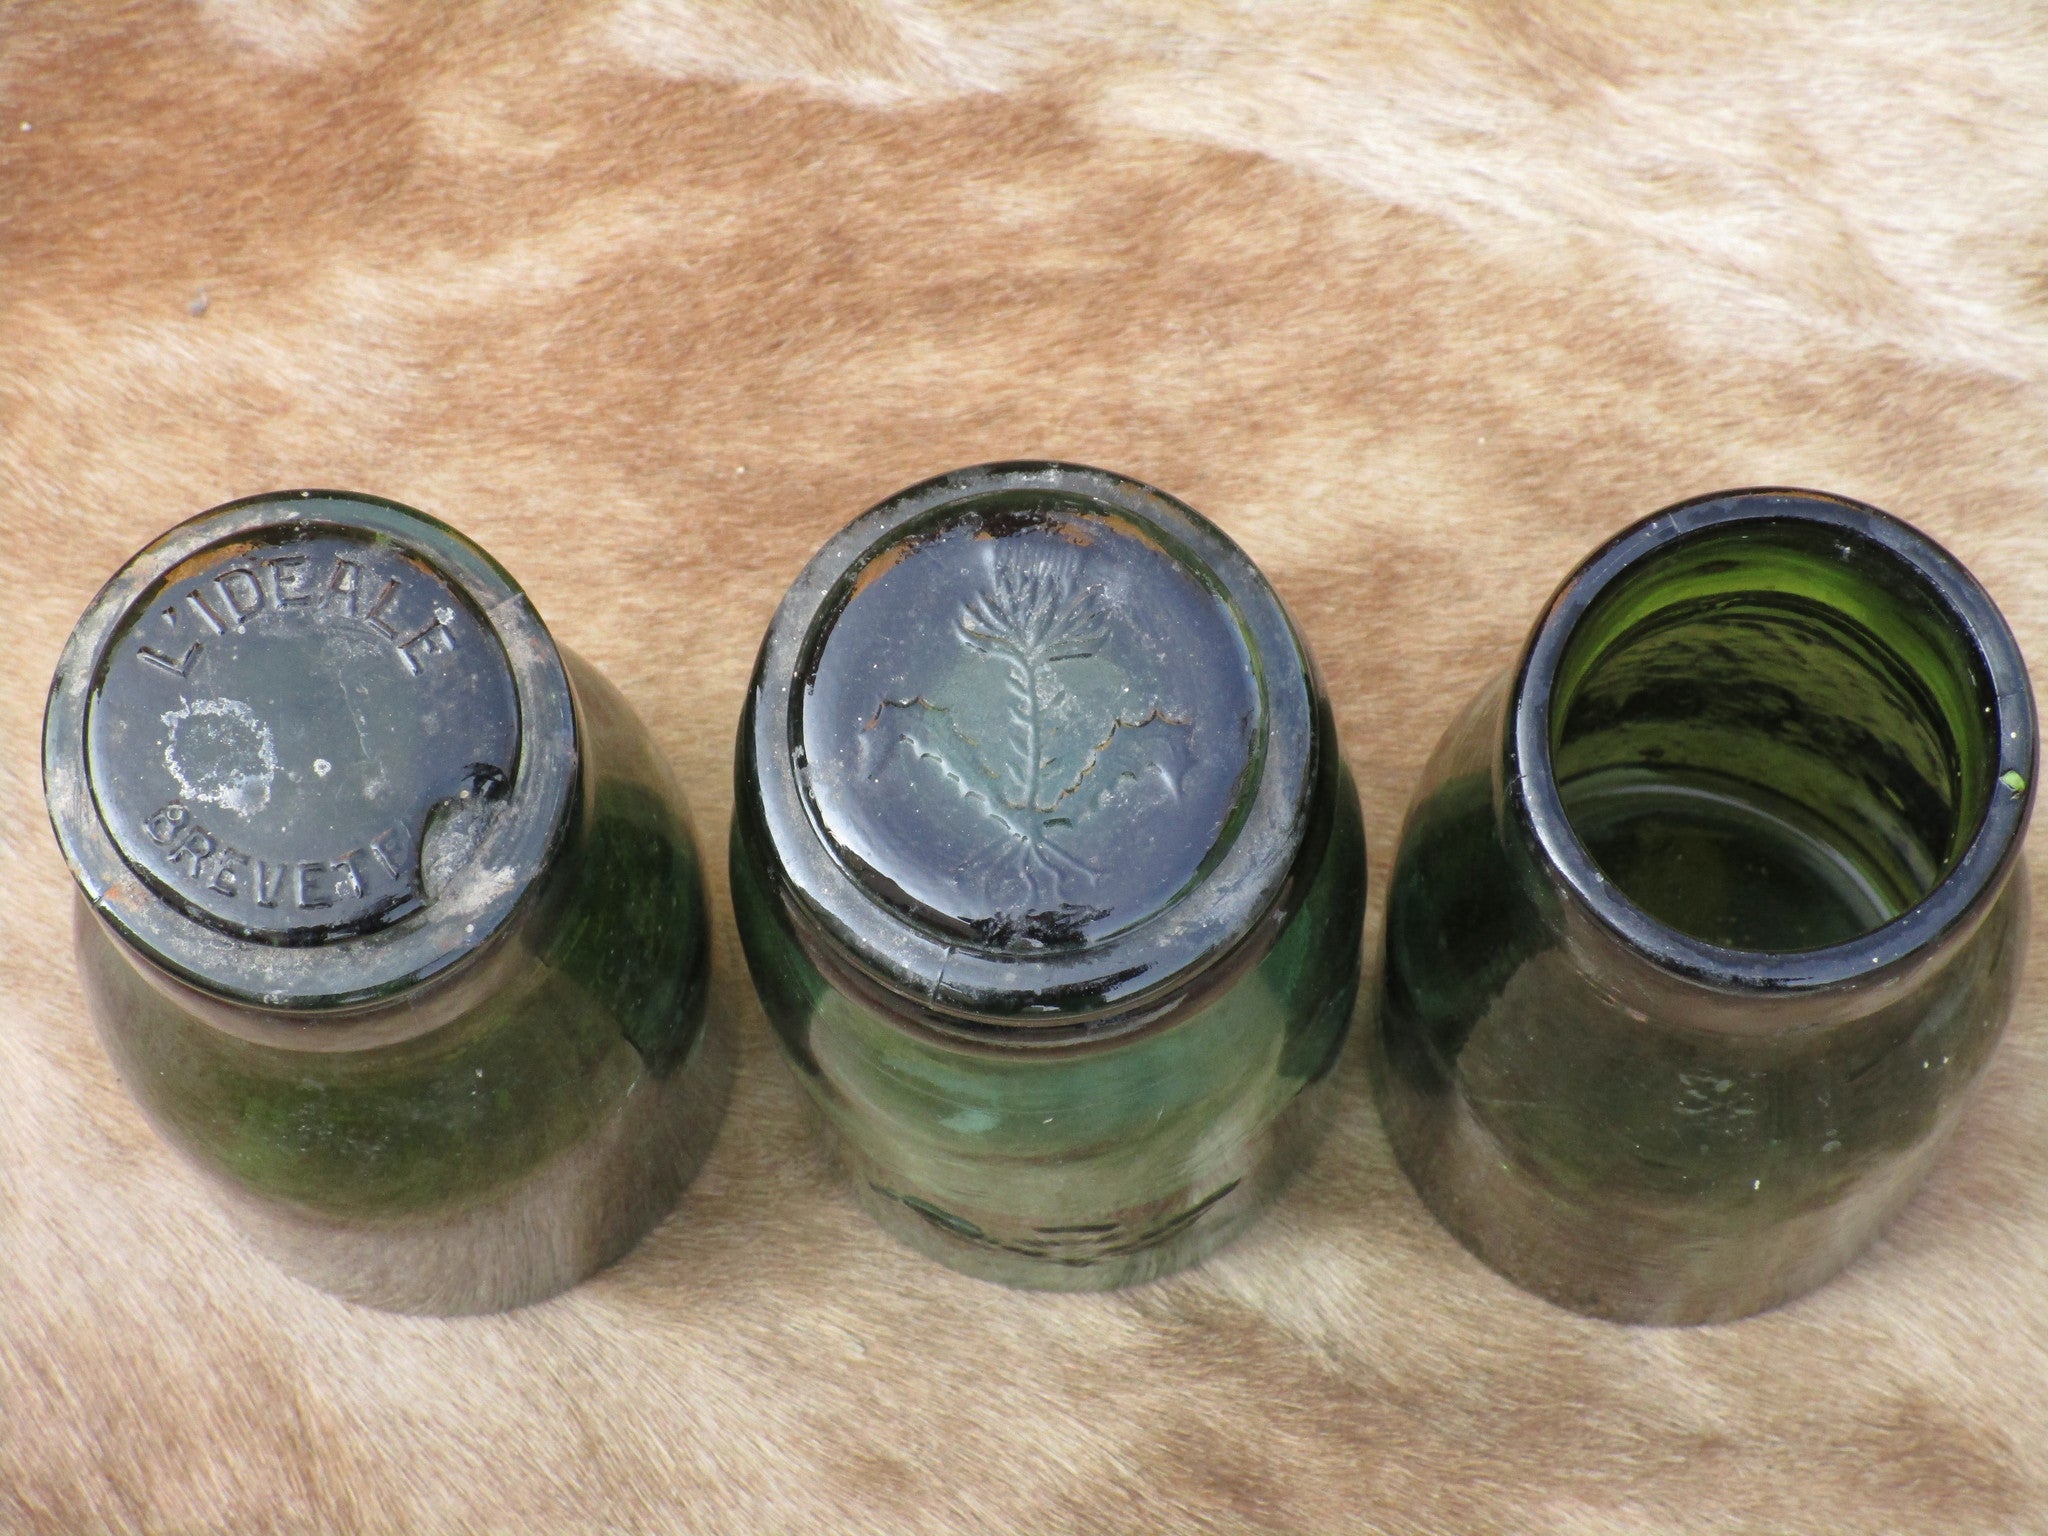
[1513,490,2035,990]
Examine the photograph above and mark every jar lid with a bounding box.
[44,491,578,1011]
[748,462,1319,1038]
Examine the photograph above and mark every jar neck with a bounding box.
[1500,491,2034,1027]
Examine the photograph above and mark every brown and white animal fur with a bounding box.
[4,4,2047,1530]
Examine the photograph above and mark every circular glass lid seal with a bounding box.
[751,462,1319,1032]
[44,491,578,1011]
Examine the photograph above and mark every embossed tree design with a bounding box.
[869,545,1192,924]
[958,550,1111,824]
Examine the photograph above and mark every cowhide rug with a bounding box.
[5,4,2046,1531]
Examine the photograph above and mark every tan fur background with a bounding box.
[5,4,2048,1531]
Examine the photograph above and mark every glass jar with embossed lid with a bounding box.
[731,462,1367,1288]
[43,490,727,1314]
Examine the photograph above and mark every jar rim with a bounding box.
[1510,488,2036,993]
[43,490,579,1013]
[744,461,1323,1042]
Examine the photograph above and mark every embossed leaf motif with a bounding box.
[864,547,1192,934]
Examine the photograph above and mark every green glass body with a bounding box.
[75,655,725,1314]
[733,714,1366,1291]
[1374,495,2035,1324]
[734,462,1368,1288]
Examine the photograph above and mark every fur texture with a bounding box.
[4,3,2047,1530]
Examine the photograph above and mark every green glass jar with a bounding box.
[732,462,1366,1289]
[43,491,725,1314]
[1375,489,2035,1324]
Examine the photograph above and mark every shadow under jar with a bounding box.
[1375,489,2036,1324]
[732,462,1366,1289]
[43,491,726,1314]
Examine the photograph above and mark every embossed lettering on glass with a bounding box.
[734,462,1367,1288]
[44,491,728,1314]
[1373,490,2036,1324]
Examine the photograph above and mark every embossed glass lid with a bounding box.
[750,462,1318,1032]
[44,492,578,1011]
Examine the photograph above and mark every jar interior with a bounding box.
[1548,517,1997,952]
